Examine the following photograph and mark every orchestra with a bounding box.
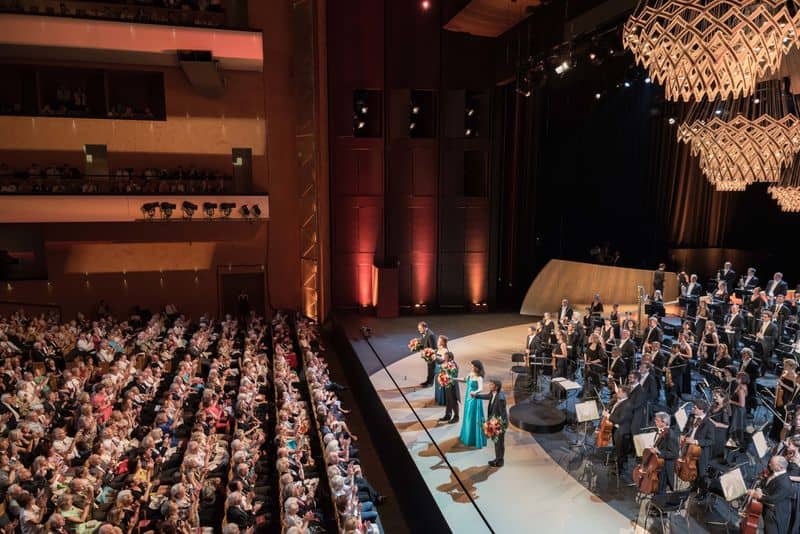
[515,262,800,532]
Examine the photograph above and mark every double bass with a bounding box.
[633,448,664,495]
[675,435,702,482]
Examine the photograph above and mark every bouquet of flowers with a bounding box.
[483,416,507,442]
[408,338,423,353]
[421,347,436,363]
[437,369,453,389]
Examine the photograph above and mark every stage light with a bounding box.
[645,77,651,84]
[182,201,197,218]
[412,106,420,114]
[595,93,601,100]
[624,81,631,88]
[203,202,217,218]
[465,128,472,136]
[239,205,250,217]
[360,106,368,114]
[409,122,416,130]
[715,109,723,115]
[589,52,596,61]
[554,61,571,75]
[220,202,236,218]
[141,202,158,220]
[159,202,176,219]
[668,117,676,125]
[357,121,366,129]
[754,98,761,104]
[467,108,475,116]
[251,204,262,218]
[421,0,430,10]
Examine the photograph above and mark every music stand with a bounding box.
[572,400,600,451]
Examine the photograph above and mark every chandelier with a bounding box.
[677,81,800,190]
[768,185,800,211]
[623,0,799,102]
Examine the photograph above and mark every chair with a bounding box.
[640,491,693,534]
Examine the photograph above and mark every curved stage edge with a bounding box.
[346,318,634,534]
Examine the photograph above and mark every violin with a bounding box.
[675,435,702,482]
[634,447,664,495]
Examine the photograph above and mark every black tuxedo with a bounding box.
[760,472,793,534]
[628,383,648,434]
[653,426,680,492]
[474,390,508,462]
[642,326,663,348]
[685,415,715,478]
[756,320,779,368]
[609,357,628,381]
[619,338,636,370]
[641,373,659,404]
[421,329,437,385]
[719,269,737,290]
[609,397,633,469]
[558,306,573,324]
[653,269,665,293]
[722,312,744,352]
[742,275,759,290]
[765,279,788,298]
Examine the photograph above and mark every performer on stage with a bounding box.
[471,378,508,468]
[457,360,486,448]
[746,455,793,534]
[653,263,666,294]
[433,335,450,406]
[417,321,437,387]
[437,352,460,424]
[651,411,679,494]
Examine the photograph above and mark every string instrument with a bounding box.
[634,447,665,495]
[595,389,613,448]
[665,351,677,390]
[739,469,769,534]
[675,434,702,482]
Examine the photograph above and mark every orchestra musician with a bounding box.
[710,280,730,323]
[627,371,648,435]
[745,287,768,334]
[680,320,696,345]
[707,389,730,459]
[653,263,666,294]
[770,293,791,338]
[646,290,666,318]
[698,321,720,363]
[642,316,663,353]
[651,412,680,494]
[618,329,636,373]
[682,399,715,491]
[610,303,621,338]
[738,348,760,413]
[756,311,779,374]
[741,267,759,290]
[722,303,743,355]
[681,274,702,318]
[587,294,604,329]
[607,385,633,476]
[542,312,556,344]
[644,341,665,395]
[746,455,793,534]
[769,359,798,442]
[601,318,615,348]
[695,300,710,339]
[552,329,569,378]
[524,325,537,363]
[765,272,789,306]
[566,322,580,377]
[583,333,606,395]
[729,372,748,449]
[639,363,659,405]
[718,261,737,291]
[677,332,694,396]
[607,347,628,391]
[559,298,574,326]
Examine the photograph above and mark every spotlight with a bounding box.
[715,109,722,115]
[668,117,676,125]
[409,122,416,130]
[251,204,262,218]
[589,52,596,61]
[421,0,430,10]
[645,77,651,84]
[141,202,158,220]
[412,106,420,114]
[754,98,761,104]
[465,128,472,136]
[357,121,366,129]
[159,202,176,219]
[239,205,250,217]
[624,81,631,88]
[467,108,475,116]
[595,92,601,100]
[554,60,571,75]
[203,202,217,218]
[220,202,236,218]
[182,201,198,218]
[360,106,368,114]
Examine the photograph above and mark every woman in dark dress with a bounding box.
[588,294,604,329]
[601,318,615,349]
[699,321,719,363]
[708,389,731,459]
[695,300,710,339]
[583,333,606,396]
[729,372,748,449]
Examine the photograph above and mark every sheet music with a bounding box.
[674,404,689,431]
[633,432,656,457]
[575,401,600,423]
[752,431,769,458]
[720,468,747,501]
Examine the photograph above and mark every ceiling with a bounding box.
[443,0,541,38]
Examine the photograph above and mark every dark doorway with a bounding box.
[219,271,265,318]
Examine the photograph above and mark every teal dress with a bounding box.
[459,375,486,448]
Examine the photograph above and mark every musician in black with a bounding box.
[742,267,759,290]
[682,399,715,488]
[769,359,798,442]
[558,298,573,325]
[708,389,730,459]
[653,263,666,294]
[601,318,615,348]
[765,272,789,302]
[681,274,702,318]
[552,330,569,379]
[643,341,665,396]
[745,287,768,334]
[610,303,621,338]
[607,347,627,392]
[542,313,556,344]
[627,371,648,435]
[618,329,636,374]
[738,348,760,413]
[607,385,633,476]
[583,333,606,396]
[756,311,779,374]
[719,261,737,290]
[747,455,793,534]
[642,316,663,353]
[722,303,743,356]
[418,321,437,387]
[587,293,604,329]
[651,411,679,493]
[770,293,791,340]
[524,325,537,361]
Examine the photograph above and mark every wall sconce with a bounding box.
[412,302,428,315]
[469,302,488,313]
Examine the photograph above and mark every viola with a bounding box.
[634,448,664,495]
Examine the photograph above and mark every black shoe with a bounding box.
[488,460,497,467]
[438,415,450,422]
[494,460,504,467]
[448,418,459,424]
[420,381,429,387]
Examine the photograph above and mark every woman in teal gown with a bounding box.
[433,335,449,405]
[459,360,486,448]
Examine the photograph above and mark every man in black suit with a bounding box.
[770,294,790,340]
[722,303,744,355]
[608,385,633,475]
[683,399,715,487]
[742,267,759,290]
[627,371,648,434]
[747,455,793,534]
[418,321,437,387]
[756,311,779,373]
[639,363,659,405]
[765,272,788,303]
[681,274,702,317]
[653,263,666,294]
[472,378,508,467]
[642,316,663,352]
[438,353,459,424]
[719,261,737,291]
[651,412,679,493]
[559,298,573,325]
[738,348,760,412]
[619,329,636,373]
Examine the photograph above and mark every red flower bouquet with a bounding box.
[483,416,506,442]
[437,370,453,389]
[408,338,423,353]
[421,348,436,363]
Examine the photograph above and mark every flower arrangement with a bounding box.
[437,370,453,389]
[483,416,507,442]
[421,347,436,363]
[408,338,423,353]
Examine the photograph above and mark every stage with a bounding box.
[339,313,640,534]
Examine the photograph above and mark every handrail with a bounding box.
[360,330,496,534]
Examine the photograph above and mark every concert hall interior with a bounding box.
[5,0,800,533]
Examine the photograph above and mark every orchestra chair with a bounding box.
[638,491,693,534]
[510,352,532,392]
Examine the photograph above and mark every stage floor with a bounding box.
[364,319,635,534]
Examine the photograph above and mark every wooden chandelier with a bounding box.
[623,0,799,102]
[768,185,800,211]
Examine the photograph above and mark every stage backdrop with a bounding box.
[519,259,678,316]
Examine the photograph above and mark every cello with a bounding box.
[675,435,702,482]
[739,469,768,534]
[633,447,664,495]
[594,388,614,448]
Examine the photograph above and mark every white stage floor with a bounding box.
[368,324,635,534]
